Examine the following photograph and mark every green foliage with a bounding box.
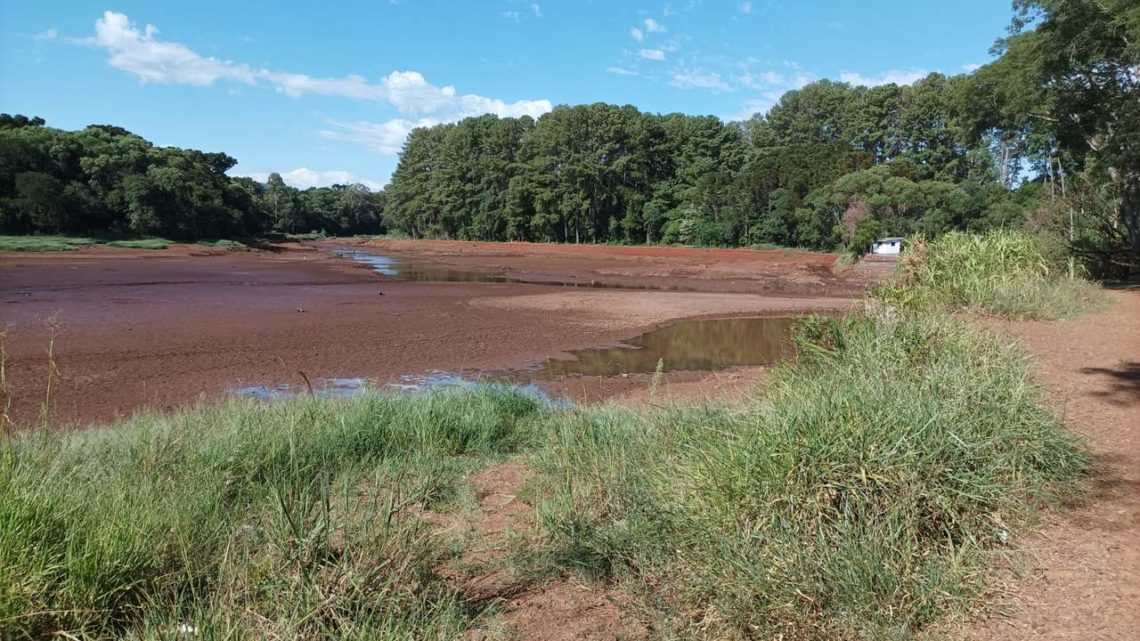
[381,87,1040,250]
[0,235,99,251]
[874,230,1103,318]
[105,238,172,250]
[0,118,385,241]
[0,387,544,639]
[527,311,1087,639]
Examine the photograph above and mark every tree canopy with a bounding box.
[3,1,1136,275]
[0,117,385,239]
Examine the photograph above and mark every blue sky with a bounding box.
[1,1,1015,190]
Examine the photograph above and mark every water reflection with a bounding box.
[231,377,373,400]
[329,246,687,290]
[229,316,800,404]
[526,316,797,378]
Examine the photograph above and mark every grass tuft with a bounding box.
[0,387,544,640]
[873,230,1103,319]
[0,236,100,252]
[526,311,1088,639]
[105,238,173,250]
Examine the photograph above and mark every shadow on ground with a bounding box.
[1079,361,1140,405]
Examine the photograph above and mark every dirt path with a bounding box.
[450,461,645,641]
[967,290,1140,641]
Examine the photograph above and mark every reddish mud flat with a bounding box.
[339,237,880,296]
[1,241,859,427]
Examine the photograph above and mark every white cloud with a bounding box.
[739,1,752,14]
[639,48,666,61]
[630,26,644,42]
[606,66,638,76]
[839,68,928,87]
[238,167,385,191]
[643,18,666,33]
[531,3,542,18]
[80,11,549,118]
[503,11,521,22]
[962,63,982,72]
[320,88,553,157]
[33,28,58,42]
[671,71,730,91]
[320,118,437,155]
[722,94,782,122]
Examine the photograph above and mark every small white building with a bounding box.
[870,237,903,256]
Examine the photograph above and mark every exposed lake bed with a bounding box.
[1,238,862,426]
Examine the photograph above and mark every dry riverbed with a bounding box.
[1,239,863,427]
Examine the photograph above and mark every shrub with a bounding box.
[528,311,1087,639]
[873,230,1102,319]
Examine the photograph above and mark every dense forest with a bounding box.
[1,0,1135,275]
[383,0,1137,275]
[0,114,386,239]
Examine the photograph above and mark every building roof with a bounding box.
[874,237,904,243]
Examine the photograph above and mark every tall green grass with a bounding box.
[0,236,100,252]
[0,388,544,640]
[104,238,173,250]
[873,230,1101,319]
[526,310,1087,640]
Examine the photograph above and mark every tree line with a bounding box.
[0,114,385,239]
[383,0,1136,275]
[1,1,1135,275]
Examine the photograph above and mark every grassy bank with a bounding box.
[525,310,1087,639]
[0,389,544,639]
[874,230,1102,319]
[0,236,245,252]
[0,236,101,252]
[0,230,1098,640]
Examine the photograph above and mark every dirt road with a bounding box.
[966,290,1140,641]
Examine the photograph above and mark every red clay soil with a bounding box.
[962,290,1140,641]
[1,241,855,428]
[346,237,873,297]
[454,460,646,641]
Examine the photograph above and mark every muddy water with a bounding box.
[229,316,799,404]
[330,246,691,290]
[524,316,797,378]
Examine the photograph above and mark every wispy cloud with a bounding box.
[643,18,667,33]
[33,28,58,42]
[839,68,928,87]
[630,26,644,42]
[606,66,638,76]
[639,48,666,61]
[739,1,752,14]
[320,118,438,156]
[671,71,730,91]
[531,3,542,18]
[74,11,552,155]
[237,166,385,191]
[77,11,551,117]
[726,62,817,121]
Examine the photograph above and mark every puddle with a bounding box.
[385,370,573,409]
[230,316,800,406]
[230,371,572,409]
[524,316,799,378]
[329,246,689,290]
[231,377,373,400]
[331,247,505,282]
[329,249,401,277]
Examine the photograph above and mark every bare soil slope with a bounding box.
[967,290,1140,640]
